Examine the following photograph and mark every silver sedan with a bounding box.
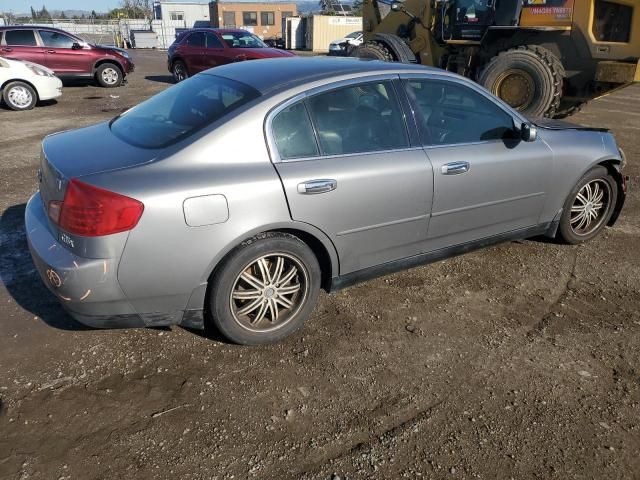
[26,58,628,344]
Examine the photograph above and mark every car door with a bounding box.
[203,32,228,69]
[402,74,553,251]
[1,29,45,65]
[38,30,90,75]
[182,31,206,74]
[268,77,434,275]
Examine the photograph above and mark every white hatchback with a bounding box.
[0,57,62,110]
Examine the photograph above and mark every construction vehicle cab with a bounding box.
[354,0,640,118]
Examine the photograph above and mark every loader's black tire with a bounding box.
[478,46,565,118]
[351,41,395,62]
[555,100,585,119]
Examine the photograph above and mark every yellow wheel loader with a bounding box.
[352,0,640,117]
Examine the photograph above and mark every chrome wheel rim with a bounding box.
[101,67,119,85]
[229,253,309,333]
[570,179,611,236]
[174,63,186,81]
[8,85,33,108]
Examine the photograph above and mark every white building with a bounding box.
[153,0,212,28]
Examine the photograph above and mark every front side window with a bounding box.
[593,0,632,42]
[39,30,76,48]
[186,32,206,47]
[306,81,409,155]
[5,29,37,46]
[261,11,275,26]
[405,79,516,146]
[206,33,223,48]
[110,75,261,149]
[272,102,319,160]
[243,11,258,26]
[221,32,266,48]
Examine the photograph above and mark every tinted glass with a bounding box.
[111,75,260,149]
[5,29,37,46]
[206,32,223,48]
[186,32,206,47]
[306,81,409,155]
[272,102,319,160]
[221,32,266,48]
[39,30,76,48]
[405,79,516,146]
[593,0,632,42]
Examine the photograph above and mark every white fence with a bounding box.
[14,18,190,49]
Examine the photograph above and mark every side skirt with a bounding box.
[329,223,551,292]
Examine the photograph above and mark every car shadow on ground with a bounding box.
[0,203,89,331]
[145,75,175,84]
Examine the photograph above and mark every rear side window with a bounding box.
[306,81,409,155]
[186,32,206,47]
[39,30,76,48]
[405,79,516,146]
[593,0,632,42]
[272,102,319,160]
[206,33,223,48]
[5,30,37,46]
[110,75,261,149]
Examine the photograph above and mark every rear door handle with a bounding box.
[46,49,56,54]
[297,179,337,195]
[441,161,470,175]
[1,47,12,52]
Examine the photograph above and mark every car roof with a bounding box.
[183,28,252,35]
[202,57,448,94]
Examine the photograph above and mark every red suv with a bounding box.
[167,28,294,82]
[0,26,134,87]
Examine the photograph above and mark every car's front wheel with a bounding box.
[208,233,321,345]
[172,60,188,83]
[557,166,618,244]
[2,81,37,110]
[96,63,123,88]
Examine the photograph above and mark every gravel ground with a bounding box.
[0,50,639,480]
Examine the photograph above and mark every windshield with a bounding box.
[221,32,267,48]
[110,75,261,149]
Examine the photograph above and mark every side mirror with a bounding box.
[72,42,82,50]
[521,122,537,142]
[390,1,403,11]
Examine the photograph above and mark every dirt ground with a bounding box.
[0,50,639,480]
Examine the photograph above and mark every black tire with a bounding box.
[557,166,618,245]
[95,62,123,88]
[554,100,585,119]
[351,41,395,62]
[478,45,565,118]
[208,232,321,345]
[172,60,188,83]
[2,81,37,111]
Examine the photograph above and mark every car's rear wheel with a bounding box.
[2,81,37,110]
[208,233,321,345]
[557,166,618,244]
[172,60,188,83]
[96,63,123,88]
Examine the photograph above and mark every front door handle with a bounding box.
[1,47,13,52]
[297,179,337,195]
[46,49,56,54]
[441,161,470,175]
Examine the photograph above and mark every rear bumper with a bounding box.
[26,192,145,328]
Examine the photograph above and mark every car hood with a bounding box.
[530,117,609,132]
[240,47,296,59]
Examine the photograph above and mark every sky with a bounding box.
[1,0,122,13]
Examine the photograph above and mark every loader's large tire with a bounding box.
[478,46,565,118]
[555,100,585,119]
[351,41,395,62]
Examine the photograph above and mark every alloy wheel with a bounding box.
[229,253,309,333]
[174,63,186,81]
[570,179,611,236]
[101,67,119,85]
[7,85,33,108]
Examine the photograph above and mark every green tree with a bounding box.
[30,6,37,19]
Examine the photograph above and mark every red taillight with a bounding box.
[51,178,144,237]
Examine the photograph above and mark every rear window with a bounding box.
[5,29,37,46]
[110,75,261,149]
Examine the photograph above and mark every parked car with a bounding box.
[0,56,62,110]
[26,58,628,345]
[167,28,295,82]
[0,26,134,87]
[328,31,363,56]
